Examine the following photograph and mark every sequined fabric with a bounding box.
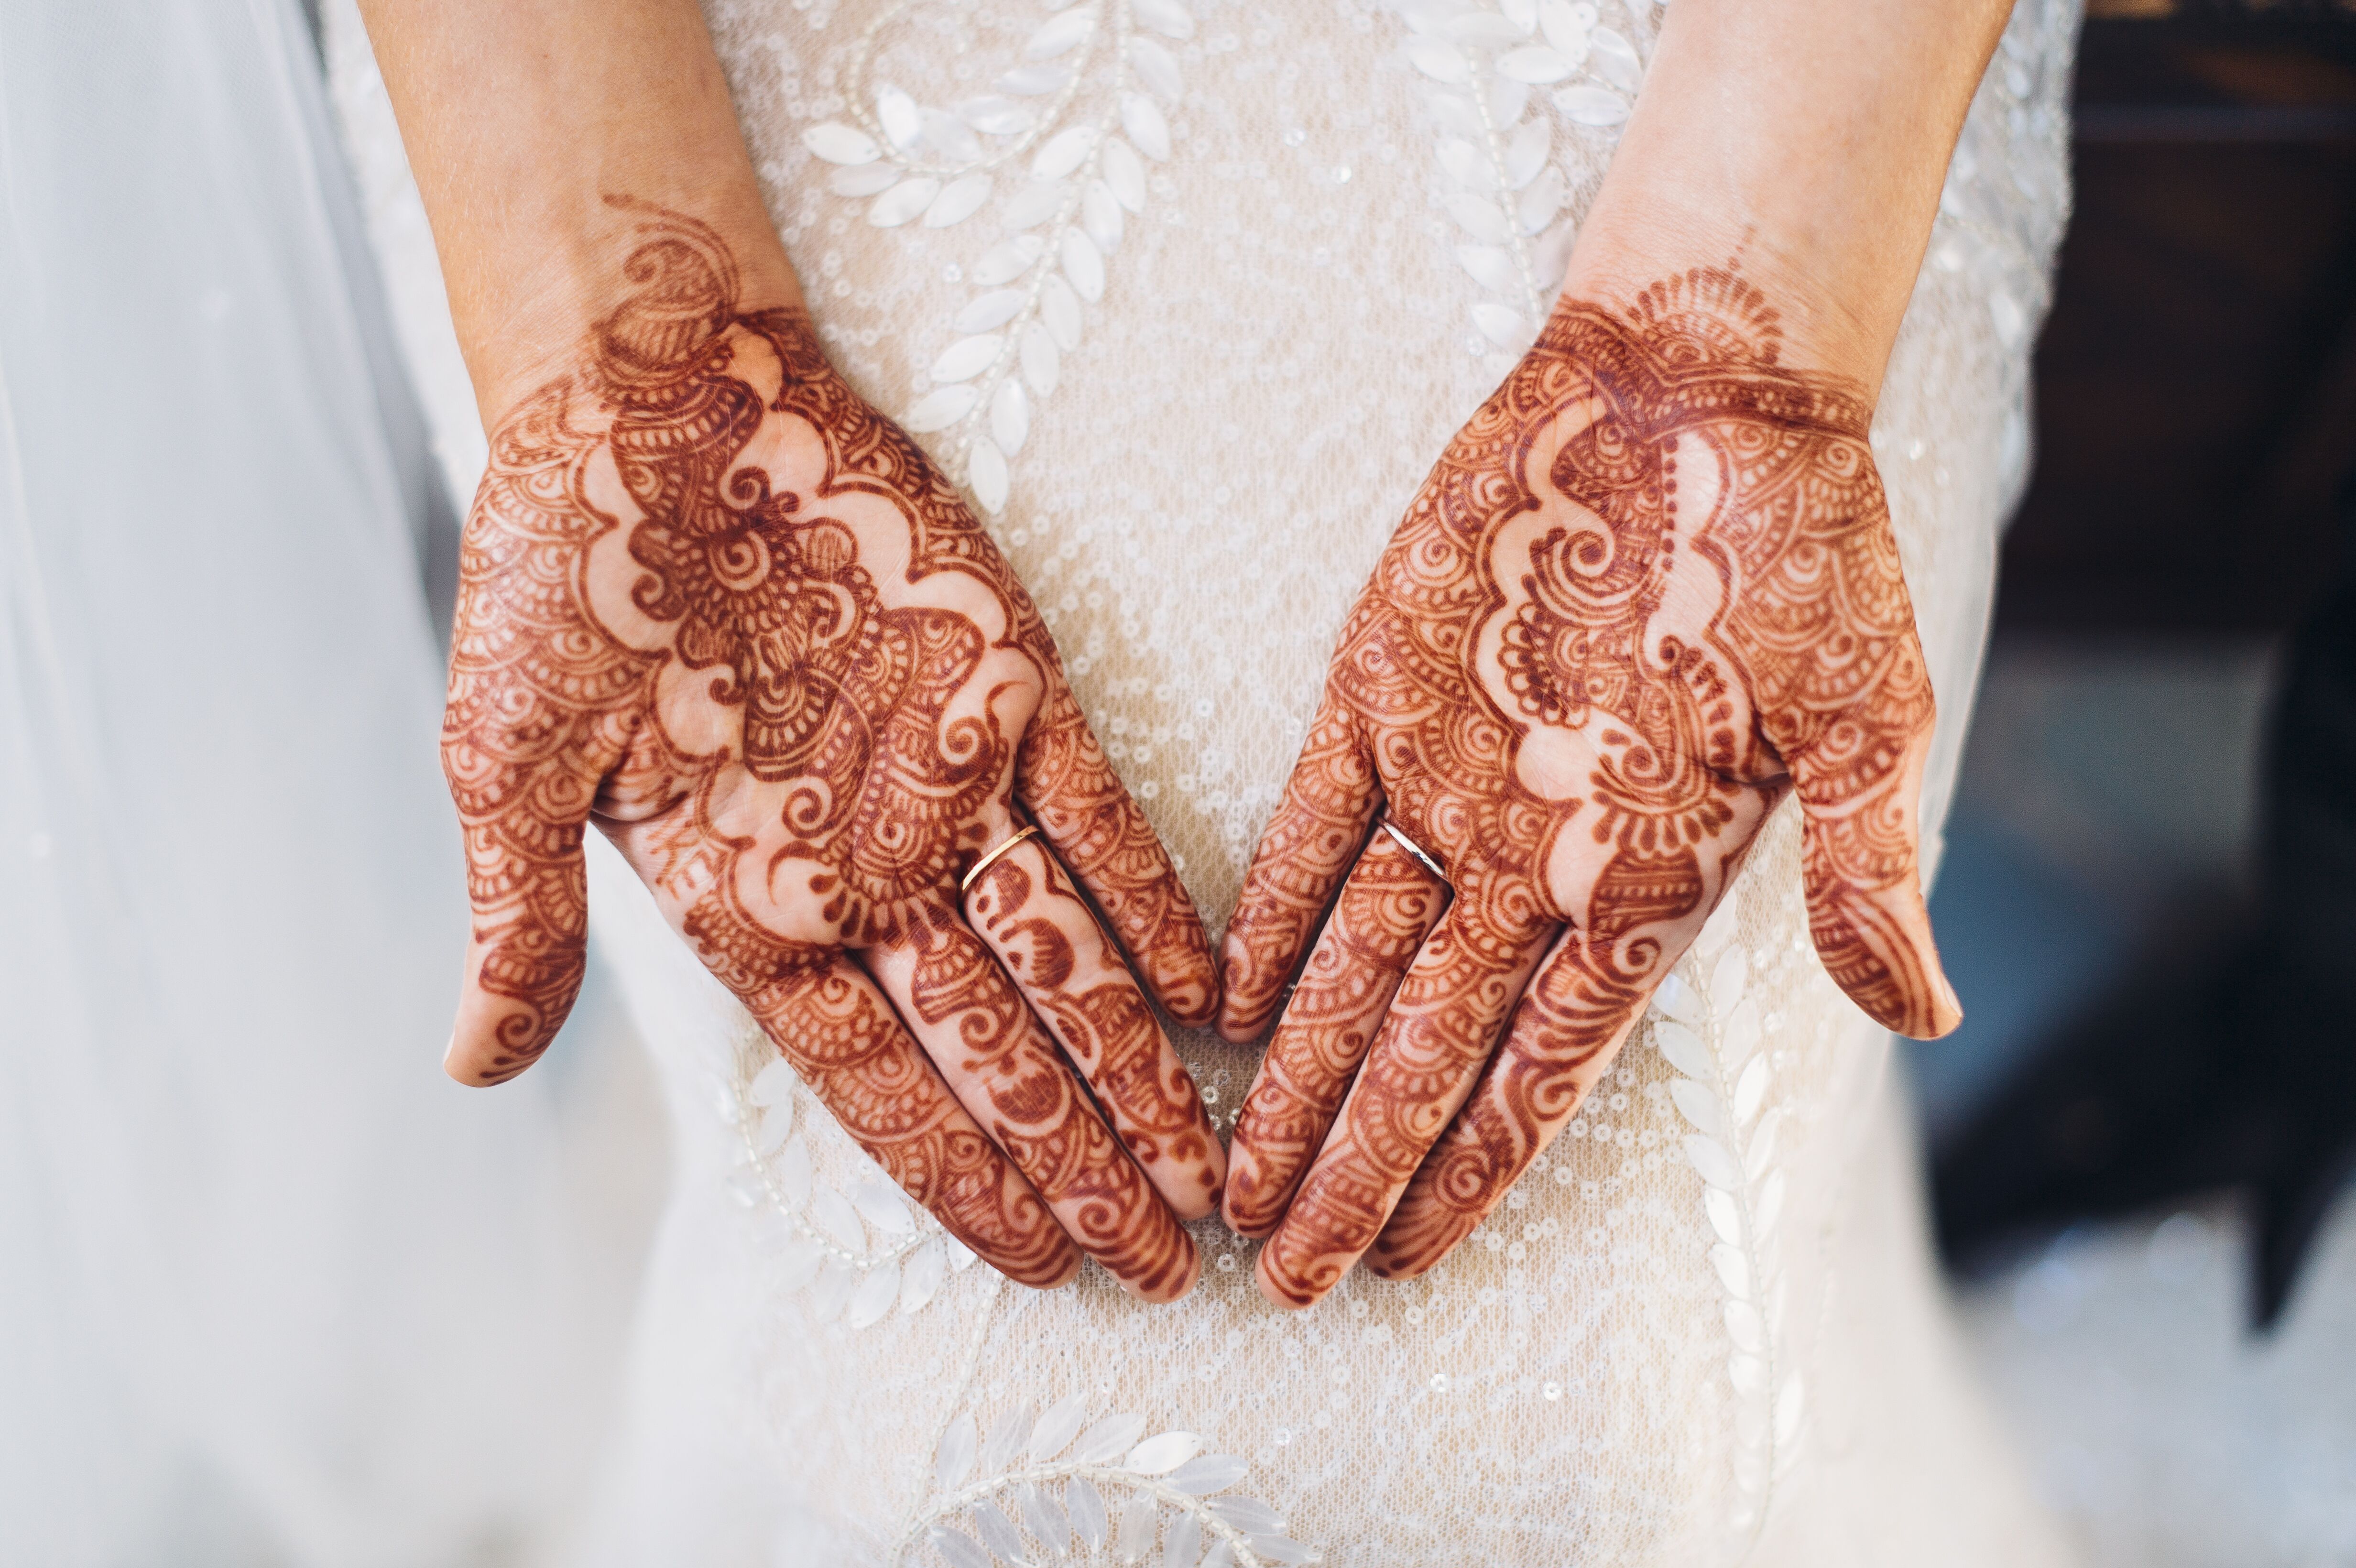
[328,1,2084,1560]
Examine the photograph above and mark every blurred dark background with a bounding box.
[1908,9,2356,1544]
[1910,9,2356,1550]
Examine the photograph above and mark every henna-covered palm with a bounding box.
[442,199,1221,1300]
[1219,269,1962,1309]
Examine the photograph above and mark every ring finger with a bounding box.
[1254,893,1552,1309]
[963,830,1226,1220]
[862,893,1200,1303]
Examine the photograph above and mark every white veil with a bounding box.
[0,0,651,1560]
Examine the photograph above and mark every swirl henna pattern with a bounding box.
[1219,270,1962,1308]
[440,198,1219,1298]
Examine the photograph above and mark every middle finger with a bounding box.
[1255,894,1552,1309]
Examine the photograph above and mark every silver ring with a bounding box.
[1378,818,1449,885]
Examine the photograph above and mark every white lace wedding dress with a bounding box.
[329,1,2085,1561]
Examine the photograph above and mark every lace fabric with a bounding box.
[327,0,2084,1560]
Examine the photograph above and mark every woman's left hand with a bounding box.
[1216,270,1962,1310]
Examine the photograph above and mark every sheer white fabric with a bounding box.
[328,0,2084,1561]
[0,1,647,1561]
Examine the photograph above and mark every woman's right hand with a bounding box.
[439,197,1223,1302]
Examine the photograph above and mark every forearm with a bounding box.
[1563,0,2012,386]
[356,0,798,417]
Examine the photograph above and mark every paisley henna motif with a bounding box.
[441,198,1218,1296]
[1221,269,1959,1308]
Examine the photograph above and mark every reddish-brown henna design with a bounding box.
[867,899,1200,1302]
[440,198,1217,1294]
[1221,270,1959,1308]
[1223,830,1447,1238]
[967,846,1225,1219]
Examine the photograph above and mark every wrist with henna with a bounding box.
[1222,265,1959,1307]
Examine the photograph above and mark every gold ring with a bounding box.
[1378,818,1449,885]
[960,824,1041,894]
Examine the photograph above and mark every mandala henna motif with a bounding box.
[1223,269,1956,1306]
[441,198,1217,1294]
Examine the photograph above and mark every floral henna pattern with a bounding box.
[1223,269,1958,1306]
[687,883,1077,1286]
[1019,682,1220,1027]
[1223,831,1448,1238]
[881,900,1200,1302]
[441,198,1217,1293]
[967,849,1224,1218]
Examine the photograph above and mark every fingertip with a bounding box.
[1157,953,1222,1031]
[1254,1249,1318,1312]
[1222,1192,1279,1241]
[1016,1250,1085,1292]
[1215,937,1275,1043]
[1117,1231,1201,1304]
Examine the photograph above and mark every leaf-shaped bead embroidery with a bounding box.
[1025,7,1095,60]
[990,381,1031,456]
[1030,1392,1091,1462]
[902,1402,1298,1568]
[846,1258,901,1327]
[1069,1475,1109,1547]
[1540,0,1596,54]
[905,384,982,433]
[1553,84,1629,125]
[1407,37,1473,84]
[1133,0,1195,40]
[1017,1483,1069,1553]
[803,122,882,164]
[1497,45,1577,83]
[869,177,940,227]
[1019,323,1060,396]
[1129,36,1182,99]
[1073,1411,1145,1462]
[731,1033,955,1325]
[932,335,1003,383]
[1589,24,1644,90]
[1163,1511,1202,1568]
[1032,125,1097,180]
[1119,91,1172,160]
[1101,136,1147,210]
[901,1239,948,1312]
[1116,1495,1158,1560]
[981,1404,1035,1474]
[749,1056,796,1106]
[1125,1431,1205,1475]
[755,1097,794,1154]
[1166,1454,1250,1495]
[937,1413,980,1492]
[803,4,1191,514]
[968,437,1010,512]
[926,174,994,227]
[1403,0,1659,353]
[1652,909,1803,1537]
[1060,229,1106,301]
